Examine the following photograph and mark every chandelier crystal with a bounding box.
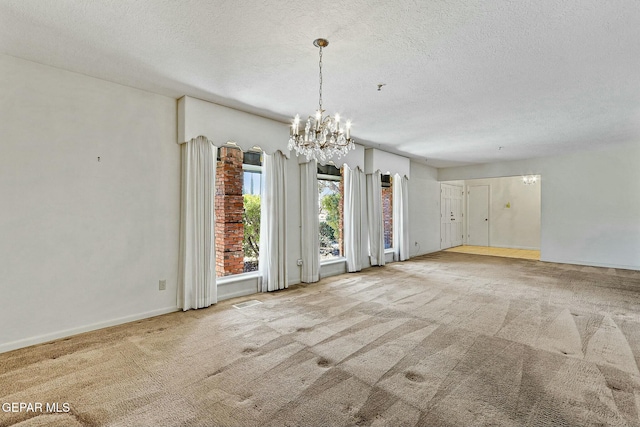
[288,38,355,162]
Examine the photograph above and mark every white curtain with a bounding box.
[393,174,410,261]
[344,166,366,272]
[178,136,217,310]
[366,170,385,266]
[259,151,288,292]
[300,160,320,282]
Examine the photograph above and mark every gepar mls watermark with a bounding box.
[2,402,70,413]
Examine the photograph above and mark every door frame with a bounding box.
[466,184,490,246]
[440,183,464,249]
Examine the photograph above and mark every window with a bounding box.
[242,151,262,273]
[215,147,262,277]
[381,174,393,249]
[318,164,343,260]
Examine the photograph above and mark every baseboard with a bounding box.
[0,306,179,355]
[490,244,540,250]
[320,260,347,279]
[217,277,303,302]
[412,248,441,257]
[218,286,259,302]
[217,274,260,302]
[540,257,640,272]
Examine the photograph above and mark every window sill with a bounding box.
[384,248,394,254]
[217,271,260,285]
[320,257,346,266]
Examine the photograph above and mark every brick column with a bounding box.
[215,147,244,276]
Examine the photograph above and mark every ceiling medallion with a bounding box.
[288,38,355,162]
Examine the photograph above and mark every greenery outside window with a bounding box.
[242,151,262,273]
[318,164,343,260]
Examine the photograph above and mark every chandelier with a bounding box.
[288,38,355,162]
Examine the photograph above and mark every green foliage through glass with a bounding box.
[319,179,341,258]
[243,194,260,263]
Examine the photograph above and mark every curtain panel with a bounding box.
[178,136,217,310]
[393,174,410,261]
[344,166,366,272]
[366,170,385,266]
[300,160,320,282]
[259,151,288,292]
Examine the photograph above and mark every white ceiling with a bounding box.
[2,0,639,167]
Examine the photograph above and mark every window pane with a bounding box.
[242,192,260,273]
[318,175,343,260]
[242,164,262,273]
[243,170,261,195]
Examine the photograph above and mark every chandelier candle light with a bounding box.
[288,38,355,162]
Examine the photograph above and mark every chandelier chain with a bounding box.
[318,46,323,112]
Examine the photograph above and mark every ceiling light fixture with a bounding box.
[288,38,355,162]
[522,175,537,185]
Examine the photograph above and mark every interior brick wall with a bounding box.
[215,147,245,276]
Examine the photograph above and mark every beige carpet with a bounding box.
[2,252,640,426]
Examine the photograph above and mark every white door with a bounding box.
[468,185,489,246]
[441,184,463,249]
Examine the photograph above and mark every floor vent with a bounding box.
[232,300,263,309]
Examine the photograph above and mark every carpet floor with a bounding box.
[3,252,640,426]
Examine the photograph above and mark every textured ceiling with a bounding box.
[1,0,639,167]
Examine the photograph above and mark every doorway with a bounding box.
[439,176,541,261]
[468,184,489,246]
[440,183,463,249]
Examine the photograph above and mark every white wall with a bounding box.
[408,161,441,256]
[0,55,180,352]
[438,143,640,270]
[0,57,432,354]
[464,176,541,250]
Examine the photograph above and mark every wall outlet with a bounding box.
[159,280,166,291]
[296,259,303,266]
